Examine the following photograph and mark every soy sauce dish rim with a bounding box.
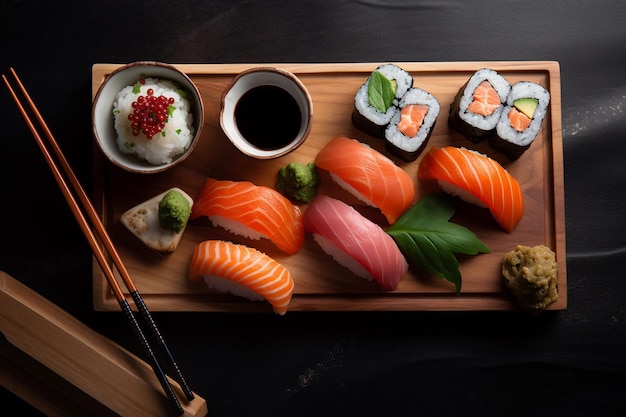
[220,66,314,159]
[92,61,205,174]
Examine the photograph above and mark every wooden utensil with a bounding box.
[0,271,208,417]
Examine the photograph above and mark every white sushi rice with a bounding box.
[385,87,440,153]
[376,63,413,100]
[202,275,264,301]
[458,68,511,130]
[207,215,266,241]
[438,181,486,208]
[354,82,397,126]
[329,172,377,209]
[496,81,551,146]
[313,234,373,282]
[113,77,194,165]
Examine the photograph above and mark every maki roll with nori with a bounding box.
[448,68,511,142]
[384,87,440,161]
[490,81,550,160]
[352,64,413,138]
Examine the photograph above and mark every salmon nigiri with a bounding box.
[189,240,294,315]
[315,136,415,224]
[190,178,304,254]
[418,146,524,233]
[304,195,408,291]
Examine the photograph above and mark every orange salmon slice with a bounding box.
[188,240,294,315]
[397,104,429,137]
[508,108,532,132]
[467,80,501,117]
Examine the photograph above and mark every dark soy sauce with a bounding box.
[235,85,301,150]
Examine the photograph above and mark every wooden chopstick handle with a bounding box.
[119,298,184,416]
[131,290,195,402]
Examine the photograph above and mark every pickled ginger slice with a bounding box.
[188,240,294,315]
[304,195,408,291]
[119,187,193,255]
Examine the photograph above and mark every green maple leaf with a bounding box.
[386,194,490,294]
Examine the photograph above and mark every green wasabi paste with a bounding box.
[276,162,321,203]
[158,190,191,233]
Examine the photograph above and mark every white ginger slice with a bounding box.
[120,187,193,255]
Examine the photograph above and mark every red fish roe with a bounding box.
[127,84,176,140]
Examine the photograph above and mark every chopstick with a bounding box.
[3,69,193,416]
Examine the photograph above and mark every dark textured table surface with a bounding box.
[1,1,625,416]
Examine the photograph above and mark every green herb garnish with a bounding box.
[386,194,490,294]
[176,89,187,99]
[132,83,141,94]
[175,129,182,135]
[367,70,396,113]
[123,142,135,150]
[113,109,120,115]
[167,105,176,116]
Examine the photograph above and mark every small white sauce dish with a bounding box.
[220,67,313,159]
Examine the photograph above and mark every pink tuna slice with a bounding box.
[303,195,408,291]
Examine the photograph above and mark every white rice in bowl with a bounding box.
[113,77,195,165]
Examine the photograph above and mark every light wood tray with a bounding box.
[0,271,207,416]
[92,62,566,312]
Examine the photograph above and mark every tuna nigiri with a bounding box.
[418,146,524,233]
[190,178,304,254]
[315,136,415,224]
[189,240,294,315]
[304,195,409,291]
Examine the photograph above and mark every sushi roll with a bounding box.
[384,87,440,161]
[448,68,511,142]
[490,81,550,160]
[352,64,413,138]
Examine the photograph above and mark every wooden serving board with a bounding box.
[91,62,566,312]
[0,271,207,416]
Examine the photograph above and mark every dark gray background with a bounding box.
[1,1,625,416]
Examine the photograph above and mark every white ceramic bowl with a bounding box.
[220,67,313,159]
[92,62,204,174]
